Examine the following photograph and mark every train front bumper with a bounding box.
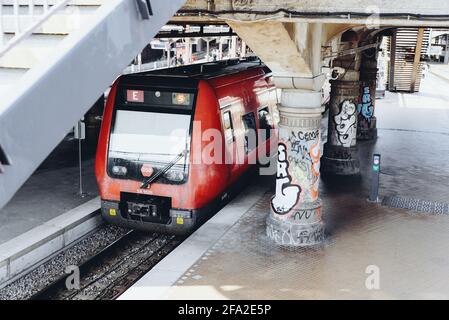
[101,200,196,235]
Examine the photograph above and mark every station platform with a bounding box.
[120,71,449,300]
[0,135,98,245]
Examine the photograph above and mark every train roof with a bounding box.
[119,57,271,90]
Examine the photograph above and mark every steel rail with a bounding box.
[29,229,136,300]
[30,230,183,300]
[61,231,161,300]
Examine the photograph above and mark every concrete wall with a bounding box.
[182,0,449,15]
[179,0,449,27]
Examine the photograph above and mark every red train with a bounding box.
[95,58,278,234]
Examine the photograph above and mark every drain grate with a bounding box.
[382,196,449,215]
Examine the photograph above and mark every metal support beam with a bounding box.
[410,27,425,92]
[389,31,397,91]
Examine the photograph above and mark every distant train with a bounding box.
[95,58,278,234]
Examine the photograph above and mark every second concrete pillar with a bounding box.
[321,70,361,175]
[357,53,378,140]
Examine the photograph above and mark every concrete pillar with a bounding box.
[357,50,378,140]
[266,89,325,247]
[321,69,361,175]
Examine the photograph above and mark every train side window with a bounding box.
[242,112,257,154]
[222,111,234,144]
[258,107,273,141]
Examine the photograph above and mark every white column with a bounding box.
[197,38,203,52]
[185,38,192,64]
[137,53,142,71]
[185,25,192,64]
[240,40,246,58]
[166,42,171,67]
[218,38,223,60]
[230,36,237,58]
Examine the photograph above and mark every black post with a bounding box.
[369,154,381,202]
[75,119,87,198]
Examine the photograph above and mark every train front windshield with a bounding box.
[107,89,194,184]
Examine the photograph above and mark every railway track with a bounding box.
[30,230,183,300]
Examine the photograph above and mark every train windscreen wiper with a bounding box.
[140,150,186,189]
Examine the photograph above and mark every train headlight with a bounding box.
[172,93,190,106]
[165,170,185,182]
[112,165,127,176]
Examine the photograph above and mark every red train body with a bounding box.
[95,58,278,234]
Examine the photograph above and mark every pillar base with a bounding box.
[266,200,324,247]
[357,127,378,141]
[321,143,360,175]
[357,117,378,141]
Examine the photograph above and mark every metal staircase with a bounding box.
[0,0,186,209]
[0,0,101,95]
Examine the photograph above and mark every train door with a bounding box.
[220,103,241,183]
[255,86,277,159]
[268,87,280,129]
[240,86,259,167]
[241,110,258,166]
[257,106,274,156]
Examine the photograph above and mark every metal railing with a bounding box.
[0,0,71,58]
[124,58,169,74]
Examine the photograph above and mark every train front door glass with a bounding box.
[107,110,191,183]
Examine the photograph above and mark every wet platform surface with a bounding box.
[0,136,98,244]
[169,192,449,299]
[124,71,449,299]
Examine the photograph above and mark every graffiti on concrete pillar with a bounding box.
[309,141,321,200]
[292,210,313,221]
[286,129,321,203]
[266,220,324,246]
[357,86,374,122]
[289,130,319,163]
[271,143,301,215]
[333,100,357,147]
